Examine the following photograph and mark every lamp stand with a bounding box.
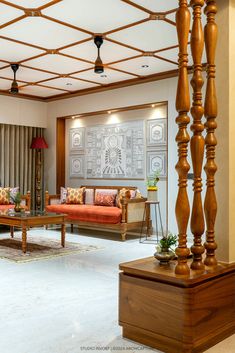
[35,149,42,211]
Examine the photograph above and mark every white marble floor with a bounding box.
[0,227,234,353]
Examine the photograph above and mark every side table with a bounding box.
[139,201,164,244]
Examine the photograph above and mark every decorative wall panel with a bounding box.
[69,127,85,153]
[86,120,144,179]
[147,150,167,178]
[69,155,84,178]
[147,119,167,147]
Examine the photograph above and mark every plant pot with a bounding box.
[154,249,175,264]
[147,188,158,202]
[14,204,21,212]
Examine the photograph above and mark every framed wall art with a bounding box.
[147,119,167,147]
[147,150,167,178]
[86,120,144,179]
[69,127,85,153]
[69,155,84,178]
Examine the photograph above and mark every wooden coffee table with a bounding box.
[0,211,66,253]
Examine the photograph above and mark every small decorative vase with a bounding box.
[14,203,21,212]
[147,187,158,202]
[154,248,175,264]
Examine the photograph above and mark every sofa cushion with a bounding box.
[66,187,85,204]
[0,187,10,205]
[9,187,20,204]
[0,204,14,212]
[85,188,94,205]
[60,187,67,204]
[95,189,117,207]
[46,204,122,224]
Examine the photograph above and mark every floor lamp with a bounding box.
[30,137,48,211]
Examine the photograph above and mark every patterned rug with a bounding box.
[0,233,102,263]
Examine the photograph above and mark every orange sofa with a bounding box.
[45,186,147,241]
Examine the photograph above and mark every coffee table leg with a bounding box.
[10,226,14,238]
[22,226,27,253]
[61,223,65,247]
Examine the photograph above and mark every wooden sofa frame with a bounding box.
[45,186,148,241]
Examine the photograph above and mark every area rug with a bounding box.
[0,233,102,263]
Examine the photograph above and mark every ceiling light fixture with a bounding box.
[151,104,156,108]
[10,64,19,94]
[108,111,112,114]
[94,35,104,74]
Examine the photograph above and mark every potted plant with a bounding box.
[10,191,22,212]
[146,171,160,201]
[154,232,177,264]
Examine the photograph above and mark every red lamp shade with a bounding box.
[30,137,48,149]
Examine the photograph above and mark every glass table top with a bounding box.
[0,210,64,218]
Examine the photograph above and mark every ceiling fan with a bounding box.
[10,64,19,94]
[94,36,104,74]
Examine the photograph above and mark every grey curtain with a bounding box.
[0,124,44,209]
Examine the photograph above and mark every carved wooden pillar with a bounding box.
[190,0,205,271]
[175,0,191,275]
[204,0,218,267]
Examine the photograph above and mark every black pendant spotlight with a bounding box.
[94,35,104,74]
[10,63,19,94]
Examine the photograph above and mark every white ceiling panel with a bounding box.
[43,0,147,33]
[0,38,45,62]
[0,17,89,49]
[109,21,177,52]
[0,3,23,25]
[0,62,7,68]
[73,69,136,84]
[25,54,92,74]
[130,0,178,12]
[0,78,13,90]
[111,56,177,76]
[44,77,98,91]
[0,66,57,83]
[5,0,55,8]
[20,85,66,97]
[60,40,141,64]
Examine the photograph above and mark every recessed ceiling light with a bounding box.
[72,116,75,119]
[108,111,112,114]
[101,74,107,78]
[141,65,149,68]
[66,82,72,86]
[151,104,155,108]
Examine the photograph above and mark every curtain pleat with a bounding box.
[0,123,45,209]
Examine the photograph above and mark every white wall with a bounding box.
[0,95,47,128]
[46,77,179,234]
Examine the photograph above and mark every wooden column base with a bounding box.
[119,257,235,353]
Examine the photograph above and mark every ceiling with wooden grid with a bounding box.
[0,0,194,101]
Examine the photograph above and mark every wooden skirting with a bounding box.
[119,257,235,353]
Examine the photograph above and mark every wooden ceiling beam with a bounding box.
[0,15,27,30]
[121,0,153,15]
[0,0,25,10]
[104,17,149,36]
[41,14,93,35]
[38,0,63,11]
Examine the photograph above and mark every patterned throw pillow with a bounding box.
[0,187,10,205]
[9,186,20,204]
[66,187,85,204]
[60,187,68,204]
[95,192,116,207]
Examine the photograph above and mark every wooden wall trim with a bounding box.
[56,118,65,193]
